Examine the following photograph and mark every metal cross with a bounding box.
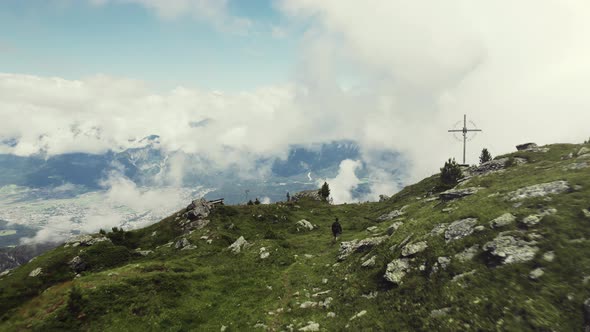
[447,114,482,165]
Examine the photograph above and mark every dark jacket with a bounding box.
[331,221,342,236]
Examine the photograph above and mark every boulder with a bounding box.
[543,251,555,262]
[430,223,448,237]
[437,257,451,269]
[296,219,314,231]
[185,198,211,220]
[445,218,478,242]
[379,194,390,202]
[338,236,389,260]
[401,241,428,257]
[66,235,111,247]
[175,238,191,249]
[583,209,590,218]
[430,307,451,318]
[521,215,542,227]
[69,256,87,273]
[463,158,510,177]
[516,143,538,151]
[483,235,539,264]
[455,245,479,262]
[361,255,377,268]
[228,236,249,254]
[299,322,320,332]
[259,247,270,259]
[28,267,42,277]
[439,187,481,201]
[384,258,410,285]
[366,226,379,233]
[377,206,408,221]
[529,268,544,280]
[578,147,590,157]
[507,181,570,201]
[292,190,322,202]
[489,213,516,228]
[349,310,367,321]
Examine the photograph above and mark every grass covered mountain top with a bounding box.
[1,142,590,331]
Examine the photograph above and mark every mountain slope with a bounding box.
[1,143,589,331]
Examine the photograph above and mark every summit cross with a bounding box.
[448,114,482,165]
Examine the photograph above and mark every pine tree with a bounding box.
[319,182,330,201]
[479,148,492,164]
[440,158,463,187]
[254,198,261,205]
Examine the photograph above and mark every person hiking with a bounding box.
[331,218,342,242]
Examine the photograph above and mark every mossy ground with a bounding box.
[1,143,589,331]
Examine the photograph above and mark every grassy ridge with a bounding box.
[0,142,589,331]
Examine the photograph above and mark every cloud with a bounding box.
[318,159,362,204]
[89,0,251,33]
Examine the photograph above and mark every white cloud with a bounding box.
[89,0,251,33]
[318,159,362,204]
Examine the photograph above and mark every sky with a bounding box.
[1,0,590,201]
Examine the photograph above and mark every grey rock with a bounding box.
[474,225,485,232]
[292,190,322,202]
[583,209,590,218]
[445,218,478,242]
[529,268,544,280]
[463,158,510,177]
[401,241,428,257]
[483,235,539,264]
[175,238,191,249]
[361,255,377,268]
[451,269,477,282]
[384,258,410,284]
[455,245,479,262]
[564,162,589,170]
[338,236,389,260]
[379,194,390,202]
[578,147,590,157]
[507,181,570,201]
[300,301,317,309]
[66,235,111,247]
[28,267,42,277]
[439,187,481,201]
[430,223,448,237]
[186,198,211,220]
[430,307,451,318]
[543,251,555,262]
[516,142,538,151]
[69,256,87,273]
[228,236,249,254]
[521,215,542,227]
[490,213,516,228]
[377,206,408,221]
[327,312,336,318]
[437,256,451,269]
[299,321,320,331]
[349,310,367,321]
[296,219,314,231]
[366,226,379,233]
[136,250,153,256]
[387,221,404,235]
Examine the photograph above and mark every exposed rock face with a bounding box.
[445,218,478,242]
[463,158,510,177]
[483,235,539,264]
[384,258,410,285]
[455,245,479,262]
[507,181,570,201]
[578,147,590,157]
[65,235,110,247]
[185,198,211,221]
[29,267,42,277]
[292,190,322,202]
[69,256,87,273]
[338,236,389,260]
[439,187,481,201]
[296,219,314,231]
[377,206,408,221]
[430,223,448,237]
[228,236,249,254]
[387,221,404,235]
[516,142,538,151]
[489,213,516,228]
[401,241,428,257]
[361,255,377,268]
[379,194,390,202]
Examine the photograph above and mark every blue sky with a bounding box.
[0,0,299,90]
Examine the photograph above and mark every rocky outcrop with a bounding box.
[439,187,481,201]
[376,206,408,221]
[384,258,410,285]
[338,236,389,260]
[299,321,320,331]
[387,221,404,235]
[228,236,249,254]
[445,218,478,242]
[361,255,377,268]
[292,190,322,202]
[296,219,314,231]
[69,256,87,273]
[430,223,448,237]
[483,235,539,264]
[577,147,590,157]
[28,267,42,277]
[401,241,428,257]
[516,143,538,151]
[65,235,110,247]
[379,194,390,202]
[455,245,479,262]
[489,213,516,228]
[507,181,570,201]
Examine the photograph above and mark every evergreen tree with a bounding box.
[254,198,261,205]
[319,182,330,201]
[247,200,254,205]
[286,192,290,202]
[479,148,492,164]
[440,158,463,187]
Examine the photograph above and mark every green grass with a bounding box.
[1,142,589,331]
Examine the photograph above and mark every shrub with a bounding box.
[247,200,254,205]
[479,148,492,164]
[67,286,85,316]
[254,198,261,205]
[440,158,463,187]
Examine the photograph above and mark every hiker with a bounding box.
[331,218,342,242]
